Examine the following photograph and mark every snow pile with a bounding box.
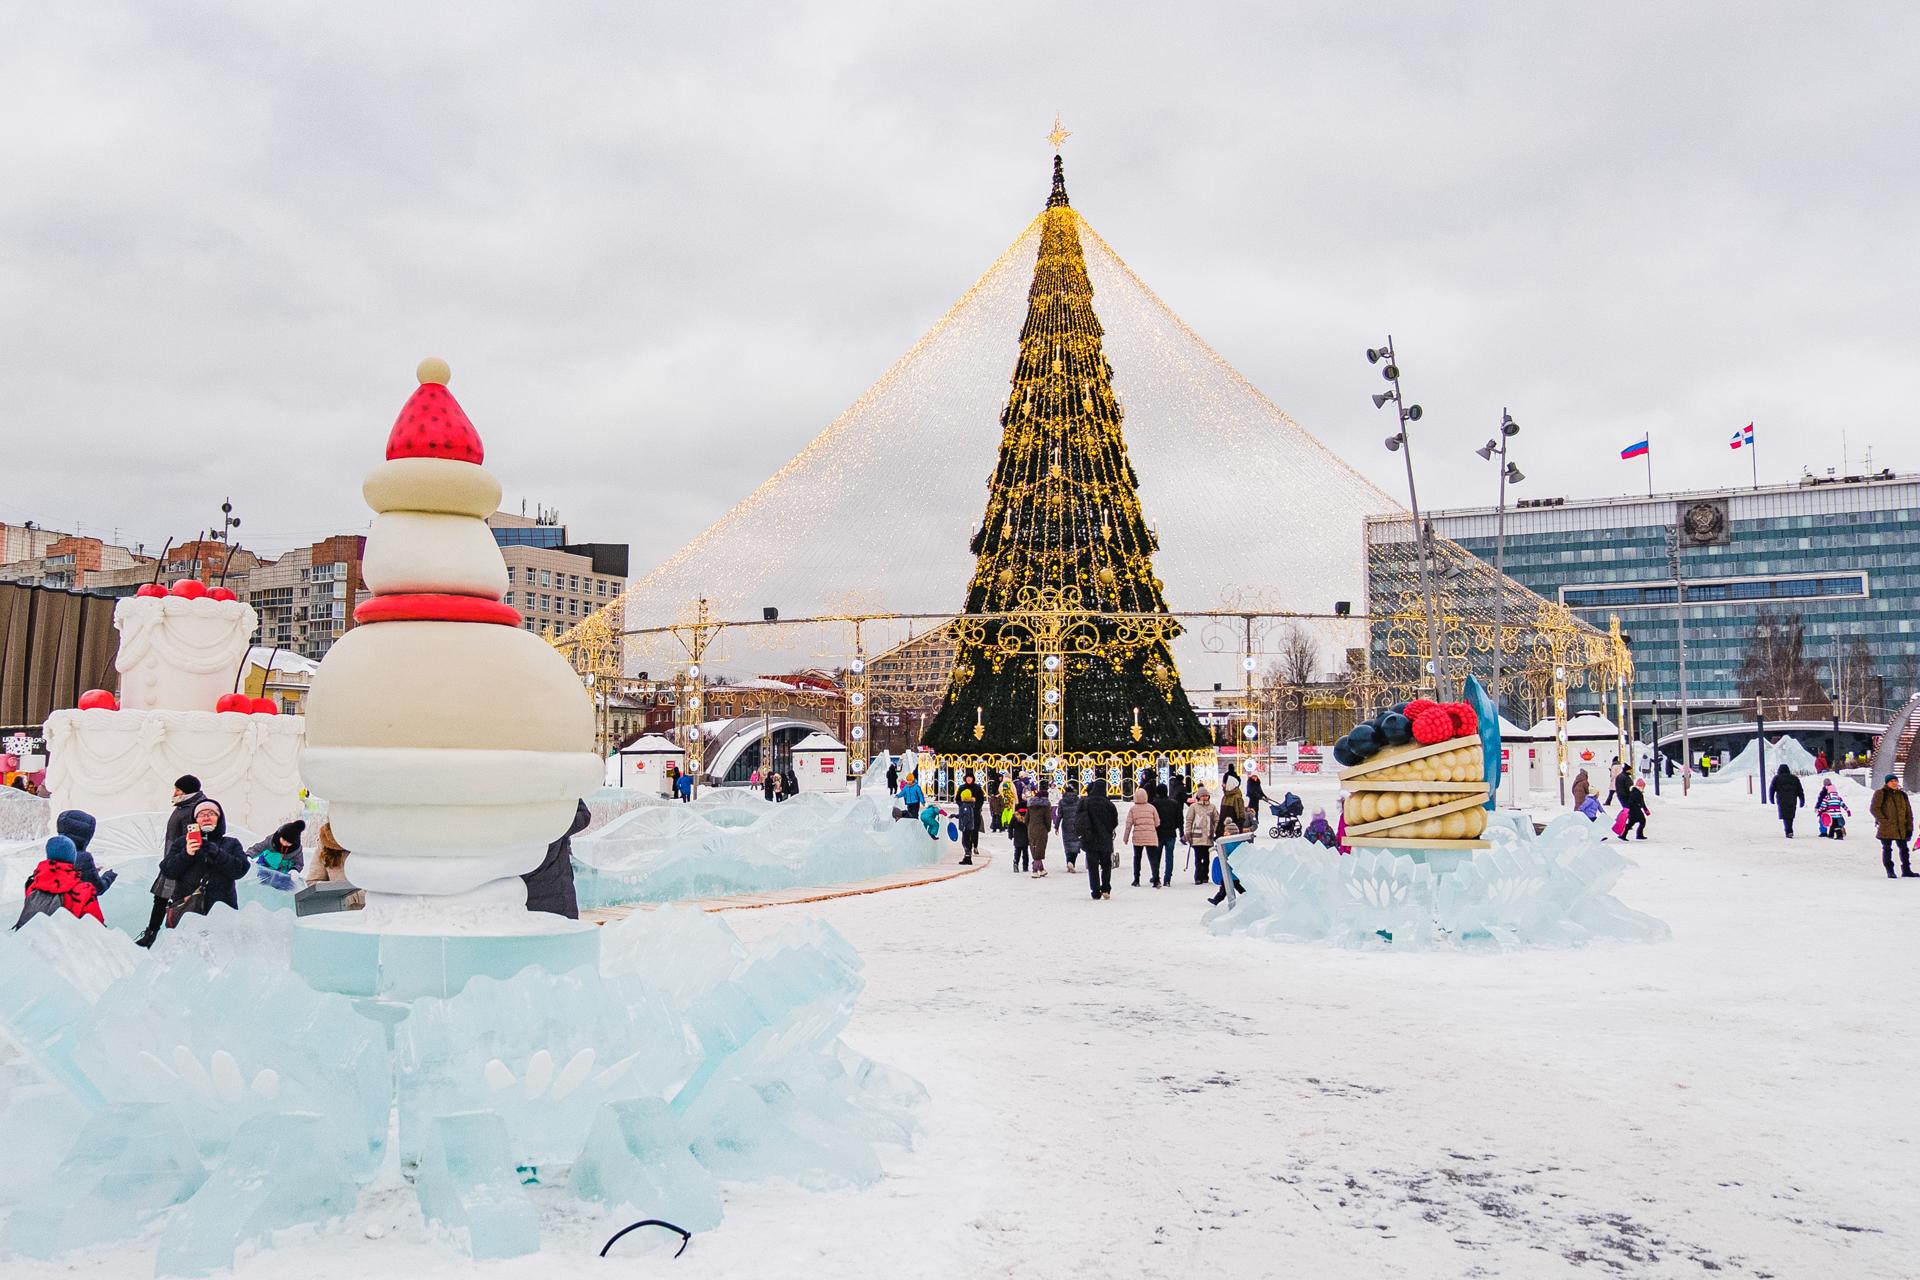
[1704,734,1820,781]
[573,791,942,906]
[1205,812,1670,951]
[0,903,922,1266]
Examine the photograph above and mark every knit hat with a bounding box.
[193,800,222,820]
[55,809,97,850]
[1887,773,1901,784]
[174,774,202,794]
[44,834,77,864]
[273,819,306,847]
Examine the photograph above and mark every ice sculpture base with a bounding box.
[293,899,598,999]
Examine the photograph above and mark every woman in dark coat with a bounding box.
[155,798,249,920]
[523,799,589,918]
[1770,764,1805,838]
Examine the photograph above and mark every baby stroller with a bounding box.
[1268,792,1304,839]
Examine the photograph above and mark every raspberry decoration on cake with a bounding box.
[1411,707,1458,745]
[385,357,484,464]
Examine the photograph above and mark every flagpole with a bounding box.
[1645,430,1654,497]
[1750,426,1758,490]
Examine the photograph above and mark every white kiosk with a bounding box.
[791,732,849,794]
[1527,712,1623,799]
[1494,714,1536,809]
[613,733,686,796]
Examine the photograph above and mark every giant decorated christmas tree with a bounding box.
[924,151,1209,764]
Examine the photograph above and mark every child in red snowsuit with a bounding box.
[14,834,106,929]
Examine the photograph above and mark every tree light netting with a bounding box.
[610,210,1398,684]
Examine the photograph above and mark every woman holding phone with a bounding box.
[153,798,249,934]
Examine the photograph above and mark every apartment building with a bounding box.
[247,535,368,659]
[487,510,629,640]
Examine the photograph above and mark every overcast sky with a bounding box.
[3,2,1914,564]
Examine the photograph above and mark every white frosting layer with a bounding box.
[362,456,501,519]
[114,595,257,712]
[361,509,508,599]
[43,707,306,833]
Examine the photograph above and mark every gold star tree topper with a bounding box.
[1047,113,1072,152]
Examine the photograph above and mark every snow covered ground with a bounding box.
[10,777,1914,1278]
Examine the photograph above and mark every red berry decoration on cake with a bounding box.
[170,579,209,600]
[385,357,484,464]
[1446,702,1479,737]
[1403,699,1437,722]
[135,583,167,599]
[77,689,118,711]
[208,586,238,602]
[215,693,252,714]
[251,698,280,715]
[1411,707,1457,745]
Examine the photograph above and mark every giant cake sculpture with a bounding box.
[296,359,601,995]
[41,588,304,832]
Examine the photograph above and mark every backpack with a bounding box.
[15,861,103,930]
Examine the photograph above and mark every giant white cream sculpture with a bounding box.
[294,359,602,996]
[42,595,305,832]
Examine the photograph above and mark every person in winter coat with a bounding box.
[1057,781,1082,871]
[1025,783,1053,877]
[954,773,985,865]
[246,820,307,892]
[762,768,776,801]
[1008,796,1031,872]
[1618,776,1650,840]
[523,799,588,918]
[677,770,695,802]
[1219,774,1246,832]
[1183,788,1219,885]
[137,775,206,947]
[1207,818,1249,906]
[1244,774,1265,842]
[1770,764,1806,837]
[1869,774,1914,879]
[1121,787,1161,886]
[1815,780,1850,838]
[1303,809,1336,848]
[898,774,925,819]
[1151,784,1181,885]
[886,762,899,795]
[781,768,798,800]
[152,799,249,928]
[306,822,365,909]
[1814,749,1829,772]
[1078,776,1119,900]
[53,810,115,896]
[15,834,108,929]
[1570,769,1591,810]
[1577,795,1603,822]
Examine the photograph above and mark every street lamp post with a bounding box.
[1665,526,1692,796]
[1474,410,1524,714]
[1368,338,1443,699]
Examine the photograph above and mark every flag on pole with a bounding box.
[1730,423,1755,450]
[1620,439,1650,460]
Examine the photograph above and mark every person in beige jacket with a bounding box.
[1182,788,1219,886]
[1121,787,1163,887]
[306,822,365,910]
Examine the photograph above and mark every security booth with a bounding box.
[614,733,685,796]
[791,732,850,794]
[1495,714,1535,808]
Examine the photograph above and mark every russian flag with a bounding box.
[1730,423,1754,450]
[1620,439,1650,460]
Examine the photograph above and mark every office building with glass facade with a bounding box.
[1371,472,1920,726]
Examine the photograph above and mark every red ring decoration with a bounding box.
[353,594,522,626]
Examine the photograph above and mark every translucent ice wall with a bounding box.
[573,791,944,906]
[1706,733,1820,781]
[1204,812,1670,951]
[0,903,921,1269]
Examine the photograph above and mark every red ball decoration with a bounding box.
[215,693,252,714]
[135,583,167,599]
[77,689,118,711]
[170,579,209,599]
[207,586,238,602]
[1411,707,1456,745]
[250,698,279,715]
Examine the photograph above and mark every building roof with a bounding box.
[1396,470,1914,526]
[619,733,682,754]
[792,732,846,752]
[246,646,320,675]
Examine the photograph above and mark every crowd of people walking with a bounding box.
[933,765,1253,905]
